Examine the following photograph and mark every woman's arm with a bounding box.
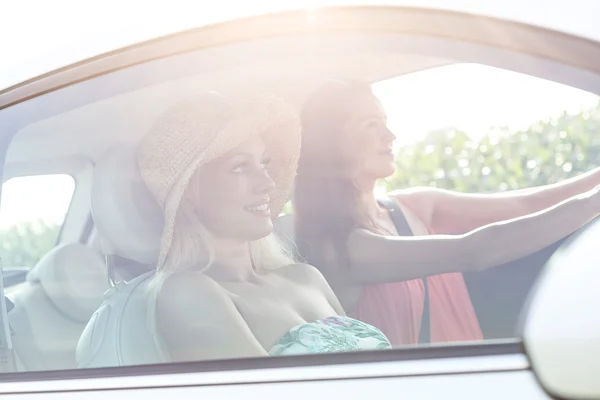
[157,272,268,362]
[346,188,600,284]
[400,166,600,234]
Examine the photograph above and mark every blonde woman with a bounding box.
[137,92,391,362]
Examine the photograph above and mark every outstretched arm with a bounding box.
[346,188,600,284]
[398,166,600,234]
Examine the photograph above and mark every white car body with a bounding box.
[0,1,599,399]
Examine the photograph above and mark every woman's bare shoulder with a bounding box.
[271,263,327,285]
[388,188,432,205]
[161,271,222,299]
[157,272,233,321]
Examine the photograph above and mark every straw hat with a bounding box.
[137,92,301,267]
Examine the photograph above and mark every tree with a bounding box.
[387,101,600,193]
[0,220,60,268]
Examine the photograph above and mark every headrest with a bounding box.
[91,143,163,264]
[27,243,108,322]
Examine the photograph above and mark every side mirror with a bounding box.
[522,218,600,400]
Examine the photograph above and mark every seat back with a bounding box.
[8,243,107,371]
[77,143,165,368]
[76,271,168,368]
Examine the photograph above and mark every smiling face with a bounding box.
[339,94,396,181]
[186,136,276,242]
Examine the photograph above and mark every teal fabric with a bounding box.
[270,316,391,356]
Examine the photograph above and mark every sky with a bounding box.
[1,0,599,229]
[373,64,599,145]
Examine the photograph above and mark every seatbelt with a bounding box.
[0,269,16,372]
[378,197,430,344]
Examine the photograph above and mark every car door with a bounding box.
[0,4,599,399]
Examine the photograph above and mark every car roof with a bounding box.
[2,0,600,92]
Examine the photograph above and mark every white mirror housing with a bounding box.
[523,218,600,399]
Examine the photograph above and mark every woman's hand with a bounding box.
[580,185,600,210]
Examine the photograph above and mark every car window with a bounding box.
[373,63,600,193]
[371,64,599,339]
[0,31,598,379]
[0,174,75,268]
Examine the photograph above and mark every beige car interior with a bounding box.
[8,243,107,371]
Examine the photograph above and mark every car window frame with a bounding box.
[0,4,598,393]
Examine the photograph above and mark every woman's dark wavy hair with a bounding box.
[293,79,382,275]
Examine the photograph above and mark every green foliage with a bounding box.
[0,220,60,268]
[387,101,600,193]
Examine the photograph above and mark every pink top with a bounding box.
[351,194,483,346]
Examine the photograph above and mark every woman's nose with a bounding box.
[383,126,396,143]
[254,168,276,194]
